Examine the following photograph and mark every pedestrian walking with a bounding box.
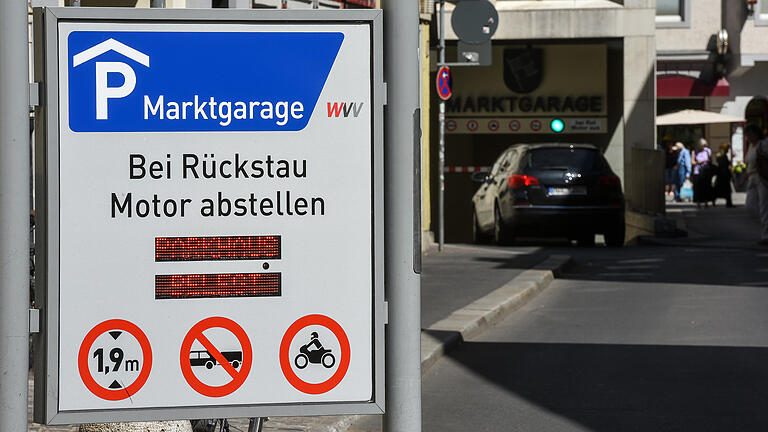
[691,138,713,208]
[664,140,677,199]
[713,142,734,208]
[743,124,768,244]
[673,142,691,202]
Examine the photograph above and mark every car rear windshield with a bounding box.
[525,148,607,171]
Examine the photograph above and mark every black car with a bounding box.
[471,143,625,246]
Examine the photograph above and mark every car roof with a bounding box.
[512,143,599,151]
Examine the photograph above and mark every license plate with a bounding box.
[548,186,587,196]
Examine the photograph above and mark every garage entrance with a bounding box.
[434,40,624,243]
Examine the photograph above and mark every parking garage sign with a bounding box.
[34,8,384,424]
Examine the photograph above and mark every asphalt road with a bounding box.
[353,198,768,432]
[412,202,768,431]
[419,274,768,432]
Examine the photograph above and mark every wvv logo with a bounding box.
[326,102,364,118]
[72,38,150,120]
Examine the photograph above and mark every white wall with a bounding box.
[656,0,721,52]
[719,62,768,118]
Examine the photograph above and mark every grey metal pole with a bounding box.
[151,0,166,7]
[382,1,422,432]
[0,0,32,430]
[438,0,446,251]
[248,417,264,432]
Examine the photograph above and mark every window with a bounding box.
[525,148,607,171]
[755,0,768,26]
[656,0,690,28]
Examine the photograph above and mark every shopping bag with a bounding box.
[680,179,693,200]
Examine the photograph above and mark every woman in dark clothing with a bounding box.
[692,138,714,208]
[664,141,677,198]
[713,143,734,207]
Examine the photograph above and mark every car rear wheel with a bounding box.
[494,204,513,245]
[605,222,625,247]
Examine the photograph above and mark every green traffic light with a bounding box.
[550,118,565,133]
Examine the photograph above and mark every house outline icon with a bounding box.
[73,38,150,67]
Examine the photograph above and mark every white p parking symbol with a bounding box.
[72,38,150,120]
[95,62,136,120]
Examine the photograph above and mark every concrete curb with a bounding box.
[300,254,571,432]
[421,254,570,374]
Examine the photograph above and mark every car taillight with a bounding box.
[597,174,622,188]
[508,174,540,189]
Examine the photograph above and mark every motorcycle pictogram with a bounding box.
[294,332,335,369]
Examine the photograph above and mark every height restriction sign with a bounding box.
[33,8,385,424]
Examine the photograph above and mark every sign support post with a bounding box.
[436,0,496,250]
[0,0,32,431]
[382,1,422,432]
[438,0,447,251]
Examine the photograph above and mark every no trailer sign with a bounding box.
[33,8,384,424]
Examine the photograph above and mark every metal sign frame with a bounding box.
[33,7,385,424]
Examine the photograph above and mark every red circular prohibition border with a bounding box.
[77,319,153,401]
[436,66,452,101]
[279,314,351,395]
[179,316,253,398]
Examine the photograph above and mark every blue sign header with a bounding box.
[67,31,344,132]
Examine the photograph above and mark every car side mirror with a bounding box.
[471,172,489,183]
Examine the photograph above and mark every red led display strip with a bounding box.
[155,273,281,299]
[155,235,280,262]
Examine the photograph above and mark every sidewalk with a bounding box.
[28,245,563,432]
[644,192,765,249]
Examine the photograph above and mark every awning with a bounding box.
[657,75,730,98]
[337,0,376,7]
[656,109,745,126]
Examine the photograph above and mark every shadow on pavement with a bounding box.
[531,193,768,287]
[547,244,768,287]
[437,341,768,432]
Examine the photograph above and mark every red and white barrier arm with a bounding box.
[444,166,491,173]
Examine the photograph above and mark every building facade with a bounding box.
[33,0,372,9]
[656,0,768,164]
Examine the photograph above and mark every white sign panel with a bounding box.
[34,8,383,424]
